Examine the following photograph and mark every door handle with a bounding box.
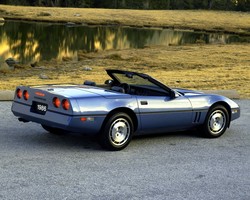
[140,101,148,105]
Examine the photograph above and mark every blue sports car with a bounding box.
[12,69,240,150]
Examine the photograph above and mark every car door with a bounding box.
[136,95,193,134]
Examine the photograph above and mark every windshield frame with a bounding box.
[106,69,173,94]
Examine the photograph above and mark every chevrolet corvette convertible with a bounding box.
[12,69,240,150]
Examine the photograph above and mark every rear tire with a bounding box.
[99,113,134,151]
[41,125,68,135]
[202,105,229,138]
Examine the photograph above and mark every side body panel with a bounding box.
[136,95,194,134]
[185,93,240,125]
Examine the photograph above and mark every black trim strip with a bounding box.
[139,109,207,116]
[14,101,207,118]
[194,112,198,122]
[45,109,107,118]
[197,112,201,122]
[139,110,192,115]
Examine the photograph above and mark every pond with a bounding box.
[0,20,249,64]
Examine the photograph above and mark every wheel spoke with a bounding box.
[209,110,226,134]
[109,118,130,146]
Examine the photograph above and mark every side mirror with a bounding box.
[170,90,176,99]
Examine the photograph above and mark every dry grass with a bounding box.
[0,5,249,98]
[0,5,250,35]
[1,44,249,98]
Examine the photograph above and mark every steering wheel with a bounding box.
[119,83,130,94]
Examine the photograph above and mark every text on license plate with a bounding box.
[31,102,48,115]
[37,104,47,112]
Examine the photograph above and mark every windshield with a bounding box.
[114,73,155,87]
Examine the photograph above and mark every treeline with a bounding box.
[0,0,249,11]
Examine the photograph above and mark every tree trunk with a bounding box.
[208,0,213,9]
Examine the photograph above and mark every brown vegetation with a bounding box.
[1,44,249,98]
[0,5,250,35]
[0,5,249,98]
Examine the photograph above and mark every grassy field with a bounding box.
[1,44,249,98]
[0,5,250,35]
[0,5,250,98]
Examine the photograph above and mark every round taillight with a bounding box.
[16,88,22,99]
[23,90,29,100]
[53,97,61,108]
[62,99,70,110]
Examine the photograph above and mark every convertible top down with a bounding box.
[12,69,240,150]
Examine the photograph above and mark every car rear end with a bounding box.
[11,86,105,134]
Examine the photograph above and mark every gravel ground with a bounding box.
[0,100,249,200]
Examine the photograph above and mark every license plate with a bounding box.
[31,102,48,115]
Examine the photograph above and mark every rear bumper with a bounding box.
[12,101,105,135]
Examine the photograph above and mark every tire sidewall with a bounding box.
[203,105,229,138]
[100,113,134,151]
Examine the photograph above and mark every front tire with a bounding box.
[99,113,134,151]
[202,105,229,138]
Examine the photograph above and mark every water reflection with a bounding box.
[0,21,249,63]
